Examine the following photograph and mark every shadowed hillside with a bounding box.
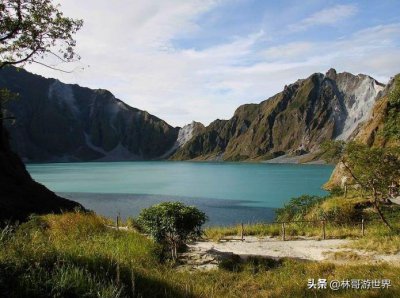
[0,67,179,162]
[0,114,82,223]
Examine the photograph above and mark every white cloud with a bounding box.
[288,4,358,32]
[25,2,399,127]
[262,42,314,61]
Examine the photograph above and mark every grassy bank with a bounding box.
[205,193,400,254]
[1,211,399,297]
[205,222,400,255]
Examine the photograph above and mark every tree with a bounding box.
[0,0,83,70]
[0,0,82,148]
[137,202,207,260]
[344,143,400,229]
[320,140,346,164]
[322,141,400,230]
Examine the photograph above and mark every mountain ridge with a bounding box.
[0,67,181,162]
[171,69,385,162]
[0,67,390,163]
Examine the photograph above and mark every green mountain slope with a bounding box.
[172,69,384,161]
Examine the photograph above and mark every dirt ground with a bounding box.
[179,236,400,270]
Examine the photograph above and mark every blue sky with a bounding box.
[27,0,400,127]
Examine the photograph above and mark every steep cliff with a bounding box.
[172,69,384,161]
[352,76,400,148]
[0,106,82,222]
[325,75,400,189]
[160,121,205,159]
[0,67,179,162]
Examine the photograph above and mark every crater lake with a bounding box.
[27,161,333,225]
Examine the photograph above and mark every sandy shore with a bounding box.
[180,236,400,270]
[190,237,349,261]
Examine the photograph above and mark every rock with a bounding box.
[0,67,179,162]
[172,69,385,161]
[325,74,400,189]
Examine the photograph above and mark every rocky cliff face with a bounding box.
[328,69,385,140]
[172,69,384,161]
[159,121,205,159]
[325,75,400,189]
[0,67,179,162]
[351,76,399,148]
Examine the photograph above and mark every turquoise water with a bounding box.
[27,161,333,225]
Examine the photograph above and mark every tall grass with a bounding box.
[1,211,400,297]
[0,212,165,297]
[205,222,369,241]
[206,220,400,242]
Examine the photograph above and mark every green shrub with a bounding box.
[137,202,207,259]
[306,197,368,222]
[276,195,325,221]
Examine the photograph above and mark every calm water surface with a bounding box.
[27,161,333,225]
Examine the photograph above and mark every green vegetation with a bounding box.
[320,140,346,164]
[348,234,400,255]
[206,218,400,246]
[0,1,398,296]
[0,0,83,69]
[0,0,84,224]
[0,212,162,297]
[383,75,400,140]
[2,211,400,298]
[321,140,400,229]
[0,88,18,121]
[137,202,207,259]
[275,195,324,222]
[171,72,360,162]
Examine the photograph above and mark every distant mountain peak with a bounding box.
[171,69,389,162]
[325,68,337,80]
[0,67,179,162]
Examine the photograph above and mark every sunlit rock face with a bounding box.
[159,121,205,159]
[0,67,179,162]
[172,69,385,161]
[331,69,385,140]
[324,76,400,189]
